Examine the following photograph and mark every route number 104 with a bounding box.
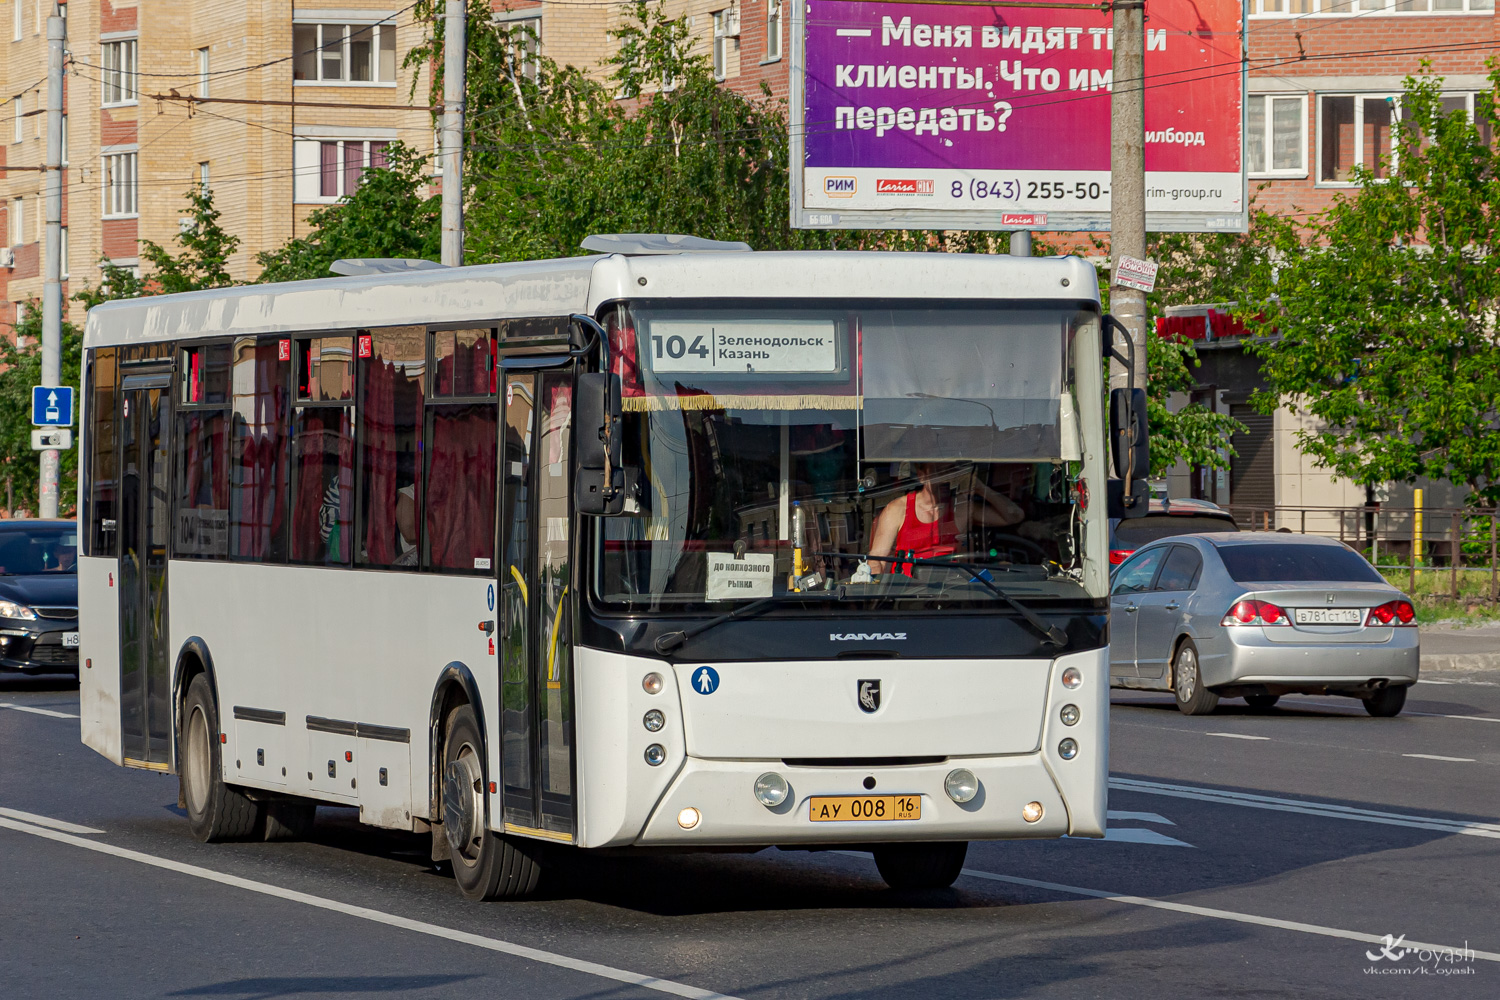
[653,334,709,360]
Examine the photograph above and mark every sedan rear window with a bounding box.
[1218,544,1383,584]
[1115,515,1237,545]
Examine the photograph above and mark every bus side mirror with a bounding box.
[575,372,624,516]
[1108,387,1150,519]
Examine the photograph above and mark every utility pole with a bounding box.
[1009,230,1031,258]
[440,0,465,267]
[40,9,64,519]
[1109,2,1147,392]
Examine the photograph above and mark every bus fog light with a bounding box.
[642,673,663,695]
[1060,704,1080,726]
[1061,667,1083,690]
[754,772,789,807]
[1057,738,1078,760]
[643,709,665,732]
[677,807,701,829]
[944,768,979,804]
[644,744,666,766]
[1022,801,1044,823]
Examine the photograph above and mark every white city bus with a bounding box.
[78,238,1136,897]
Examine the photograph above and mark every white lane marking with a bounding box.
[1403,753,1477,763]
[1111,777,1500,839]
[0,807,103,835]
[0,701,79,719]
[1206,732,1270,741]
[0,817,738,1000]
[1407,712,1500,724]
[1101,827,1194,848]
[1294,696,1500,724]
[958,868,1500,962]
[1107,810,1175,826]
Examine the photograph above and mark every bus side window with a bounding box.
[290,337,355,566]
[356,326,425,569]
[87,348,119,558]
[424,328,497,573]
[175,344,232,559]
[229,338,291,563]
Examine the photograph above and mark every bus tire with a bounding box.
[442,704,541,900]
[872,841,967,890]
[181,674,264,842]
[263,798,317,841]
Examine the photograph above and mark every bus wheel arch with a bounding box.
[173,636,219,772]
[428,662,487,822]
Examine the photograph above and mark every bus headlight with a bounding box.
[677,807,701,830]
[642,673,663,694]
[643,709,665,732]
[1022,801,1044,823]
[1057,738,1078,760]
[644,744,666,766]
[1060,704,1080,726]
[944,768,979,804]
[753,772,789,808]
[1061,666,1083,690]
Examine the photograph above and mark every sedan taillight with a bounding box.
[1109,549,1134,565]
[1366,600,1417,626]
[1221,600,1291,627]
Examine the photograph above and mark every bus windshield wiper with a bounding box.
[654,587,850,655]
[817,552,1067,647]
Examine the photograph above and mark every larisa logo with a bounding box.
[824,176,857,197]
[830,632,906,641]
[1364,934,1476,976]
[875,178,935,196]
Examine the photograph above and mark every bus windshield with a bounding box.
[594,300,1098,613]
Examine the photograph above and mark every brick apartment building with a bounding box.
[0,0,436,336]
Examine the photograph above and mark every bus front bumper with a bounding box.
[634,752,1091,846]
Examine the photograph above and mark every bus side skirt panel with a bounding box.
[78,555,122,765]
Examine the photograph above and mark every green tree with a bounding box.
[140,185,241,293]
[255,143,441,281]
[1246,69,1500,503]
[0,306,83,514]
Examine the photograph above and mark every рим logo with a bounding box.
[824,176,857,197]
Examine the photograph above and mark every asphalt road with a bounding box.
[3,671,1498,999]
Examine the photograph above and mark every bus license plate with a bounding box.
[1294,608,1362,625]
[61,632,80,648]
[808,795,921,823]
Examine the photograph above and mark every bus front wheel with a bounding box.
[441,704,541,900]
[872,842,968,891]
[181,674,264,842]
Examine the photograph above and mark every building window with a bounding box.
[1255,0,1491,11]
[103,151,138,216]
[12,94,19,144]
[501,16,541,82]
[199,161,210,194]
[292,22,398,84]
[1247,94,1306,176]
[59,111,66,163]
[766,0,782,60]
[712,11,728,81]
[59,225,67,278]
[294,138,389,202]
[198,47,210,97]
[10,196,21,246]
[1319,94,1398,183]
[101,39,138,105]
[12,0,21,42]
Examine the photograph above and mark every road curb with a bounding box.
[1421,652,1500,676]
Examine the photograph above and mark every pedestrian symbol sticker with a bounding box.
[692,666,720,695]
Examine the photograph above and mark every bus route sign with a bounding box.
[790,0,1247,233]
[32,385,74,427]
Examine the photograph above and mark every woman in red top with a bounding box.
[869,463,1024,576]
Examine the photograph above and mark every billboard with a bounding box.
[790,0,1247,233]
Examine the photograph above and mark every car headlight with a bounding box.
[0,600,36,620]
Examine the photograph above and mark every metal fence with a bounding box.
[1217,504,1499,602]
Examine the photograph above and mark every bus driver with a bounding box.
[868,463,1025,575]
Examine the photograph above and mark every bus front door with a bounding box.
[498,364,577,841]
[117,374,173,768]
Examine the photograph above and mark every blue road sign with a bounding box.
[32,386,74,427]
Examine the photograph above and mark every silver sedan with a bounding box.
[1109,533,1419,717]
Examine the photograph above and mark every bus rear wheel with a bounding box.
[441,704,541,900]
[872,842,968,890]
[180,674,264,842]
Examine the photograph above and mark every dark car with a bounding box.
[1109,498,1238,567]
[0,520,80,677]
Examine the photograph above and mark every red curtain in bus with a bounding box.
[426,403,497,571]
[359,352,423,567]
[230,342,289,562]
[291,408,354,565]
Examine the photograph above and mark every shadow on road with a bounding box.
[0,673,78,694]
[166,975,478,998]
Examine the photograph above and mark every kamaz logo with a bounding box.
[830,632,906,641]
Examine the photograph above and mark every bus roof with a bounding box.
[82,251,1101,348]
